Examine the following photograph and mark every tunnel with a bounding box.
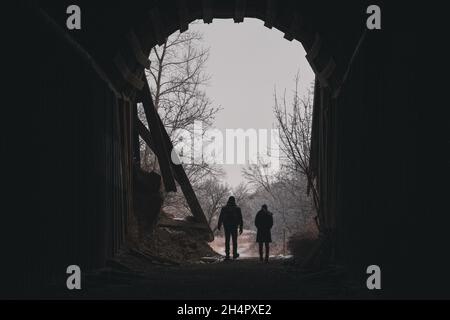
[6,0,449,299]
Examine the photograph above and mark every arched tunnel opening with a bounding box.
[137,18,317,261]
[7,1,449,300]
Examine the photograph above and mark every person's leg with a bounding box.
[265,242,270,263]
[224,228,231,259]
[259,242,264,261]
[232,228,239,258]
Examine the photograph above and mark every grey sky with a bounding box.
[190,18,314,188]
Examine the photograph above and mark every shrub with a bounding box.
[288,232,319,264]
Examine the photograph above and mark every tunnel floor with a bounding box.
[49,257,364,299]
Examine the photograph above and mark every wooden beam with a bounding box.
[264,0,275,29]
[284,12,302,41]
[114,53,144,90]
[133,103,141,166]
[305,33,332,90]
[129,248,180,266]
[234,0,246,23]
[149,7,166,46]
[137,83,213,240]
[158,217,211,231]
[333,29,367,98]
[202,0,213,23]
[317,58,336,88]
[137,118,155,151]
[155,113,212,240]
[126,30,150,69]
[139,79,177,192]
[177,0,189,32]
[304,33,338,90]
[305,33,322,64]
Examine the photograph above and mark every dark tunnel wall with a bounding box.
[332,30,419,297]
[327,24,448,297]
[25,12,132,295]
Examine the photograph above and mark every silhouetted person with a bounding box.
[255,204,273,263]
[217,196,243,260]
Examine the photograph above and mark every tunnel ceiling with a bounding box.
[38,0,366,98]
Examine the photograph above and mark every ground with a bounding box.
[48,256,362,299]
[42,228,362,299]
[210,229,260,257]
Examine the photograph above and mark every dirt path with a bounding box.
[209,230,259,257]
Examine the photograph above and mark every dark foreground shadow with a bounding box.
[40,257,364,299]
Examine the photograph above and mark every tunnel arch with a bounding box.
[33,0,365,277]
[84,0,351,99]
[101,0,351,259]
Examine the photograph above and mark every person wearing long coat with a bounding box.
[254,204,273,263]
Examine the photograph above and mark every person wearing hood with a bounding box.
[217,196,243,260]
[255,204,273,263]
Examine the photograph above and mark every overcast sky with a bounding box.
[190,18,314,188]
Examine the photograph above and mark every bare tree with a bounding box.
[242,162,315,239]
[242,157,275,196]
[138,28,224,217]
[196,177,230,229]
[232,182,250,204]
[273,73,319,216]
[242,73,317,238]
[162,164,226,218]
[145,28,220,134]
[145,29,222,178]
[242,161,292,234]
